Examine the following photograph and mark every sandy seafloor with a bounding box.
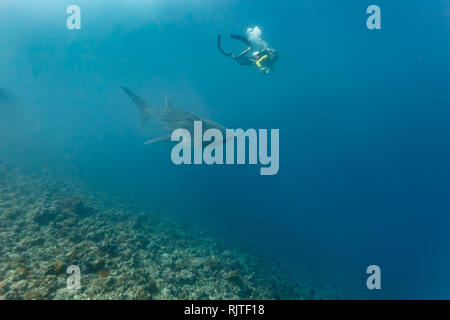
[0,161,353,300]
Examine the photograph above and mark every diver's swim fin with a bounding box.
[217,35,233,57]
[121,86,150,127]
[230,34,252,48]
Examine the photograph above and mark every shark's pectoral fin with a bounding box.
[143,134,172,145]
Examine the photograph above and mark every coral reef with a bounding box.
[0,163,347,300]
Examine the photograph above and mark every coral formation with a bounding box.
[0,163,351,300]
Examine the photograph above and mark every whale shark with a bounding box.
[121,86,280,175]
[121,86,228,146]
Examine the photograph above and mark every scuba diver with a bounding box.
[252,47,278,75]
[217,34,278,74]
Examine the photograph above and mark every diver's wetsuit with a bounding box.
[217,34,255,66]
[256,49,277,70]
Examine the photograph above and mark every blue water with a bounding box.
[1,0,449,299]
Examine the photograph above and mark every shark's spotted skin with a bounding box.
[121,86,227,145]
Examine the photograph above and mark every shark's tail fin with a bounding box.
[121,86,150,127]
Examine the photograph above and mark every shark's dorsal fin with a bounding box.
[164,96,175,110]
